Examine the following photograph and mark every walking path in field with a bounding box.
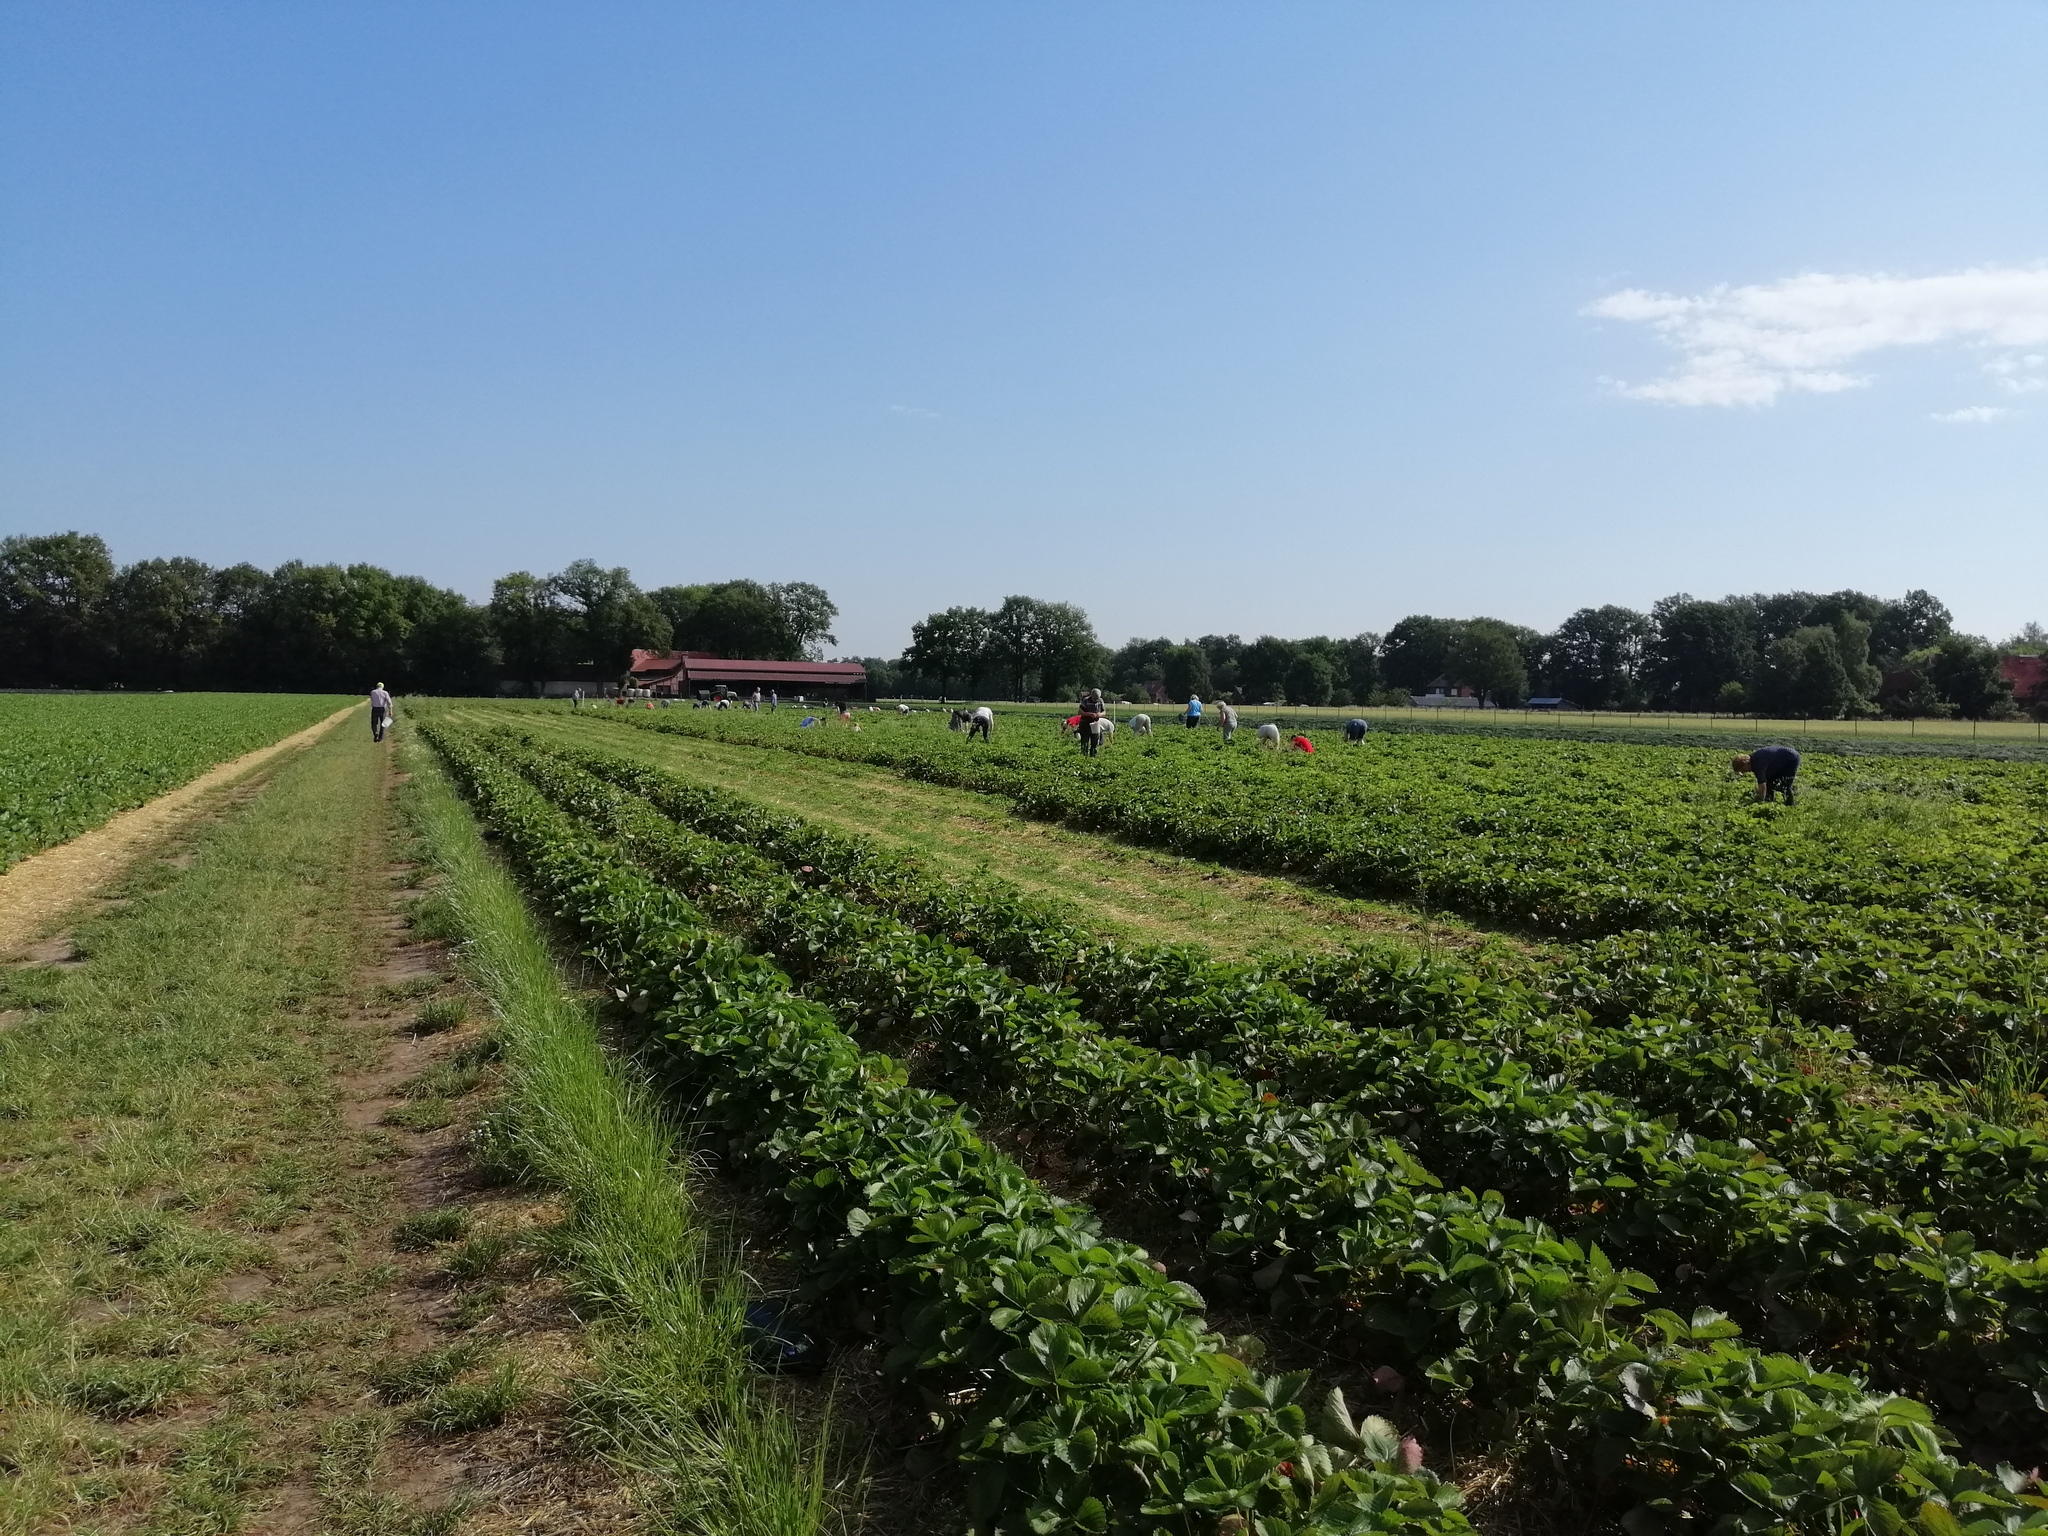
[0,703,355,955]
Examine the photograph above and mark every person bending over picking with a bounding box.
[968,705,994,741]
[1733,746,1800,805]
[368,683,392,742]
[1344,718,1369,744]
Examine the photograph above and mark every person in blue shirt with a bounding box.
[1344,718,1369,743]
[1185,693,1203,729]
[1733,746,1801,804]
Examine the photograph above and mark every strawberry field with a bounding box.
[0,691,354,871]
[421,703,2048,1535]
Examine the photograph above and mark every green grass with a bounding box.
[398,731,850,1536]
[0,725,390,1533]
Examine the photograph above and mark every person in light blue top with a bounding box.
[1184,693,1202,728]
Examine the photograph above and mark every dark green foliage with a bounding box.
[428,717,2048,1532]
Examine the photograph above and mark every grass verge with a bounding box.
[396,732,847,1536]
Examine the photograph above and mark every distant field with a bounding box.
[914,698,2048,760]
[551,696,2048,1071]
[0,692,354,871]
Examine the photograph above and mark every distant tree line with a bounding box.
[0,532,837,693]
[882,588,2043,720]
[7,531,2037,719]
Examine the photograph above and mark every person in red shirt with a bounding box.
[1290,734,1315,753]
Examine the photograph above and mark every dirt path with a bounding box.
[0,704,355,954]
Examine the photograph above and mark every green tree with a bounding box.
[651,580,788,659]
[1234,636,1298,703]
[0,531,117,686]
[489,571,568,689]
[1547,605,1653,709]
[1283,650,1335,706]
[1446,619,1529,705]
[103,557,223,689]
[1379,616,1458,694]
[1649,595,1756,710]
[1872,589,1953,665]
[550,560,671,672]
[1906,635,2014,719]
[1107,636,1173,700]
[1998,621,2045,655]
[1162,644,1211,703]
[1753,626,1856,717]
[767,582,839,659]
[905,606,993,697]
[984,596,1102,700]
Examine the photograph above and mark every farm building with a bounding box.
[627,650,869,701]
[2001,652,2046,708]
[1411,675,1480,708]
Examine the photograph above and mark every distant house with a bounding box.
[2002,653,2047,710]
[1410,675,1480,708]
[627,650,869,701]
[1525,697,1579,711]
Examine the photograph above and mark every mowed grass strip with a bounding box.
[473,707,1514,961]
[397,733,847,1536]
[0,724,615,1536]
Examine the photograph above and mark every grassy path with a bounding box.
[0,723,636,1535]
[484,709,1515,961]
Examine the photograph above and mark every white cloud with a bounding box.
[888,403,942,421]
[1987,352,2046,393]
[1586,265,2048,406]
[1931,405,2010,424]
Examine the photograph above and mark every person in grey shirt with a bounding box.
[368,684,392,742]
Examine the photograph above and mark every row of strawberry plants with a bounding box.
[503,731,2048,1452]
[462,723,2048,1526]
[574,706,2047,1071]
[420,720,1475,1536]
[531,727,2048,1262]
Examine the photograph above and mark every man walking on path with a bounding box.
[368,684,392,742]
[1733,746,1801,804]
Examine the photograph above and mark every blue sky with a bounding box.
[3,2,2044,654]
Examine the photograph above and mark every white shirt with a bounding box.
[369,689,392,710]
[971,706,993,723]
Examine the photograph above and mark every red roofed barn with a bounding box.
[628,650,868,700]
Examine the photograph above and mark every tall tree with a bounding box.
[1379,616,1458,694]
[767,581,839,659]
[103,557,223,689]
[551,560,671,671]
[1872,589,1954,664]
[0,531,116,687]
[1283,650,1336,706]
[1906,635,2014,719]
[1233,636,1298,704]
[1161,644,1212,703]
[1649,596,1755,711]
[1446,619,1529,705]
[1753,627,1856,717]
[489,572,568,689]
[904,605,993,697]
[1547,605,1653,710]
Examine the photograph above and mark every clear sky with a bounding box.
[3,2,2044,655]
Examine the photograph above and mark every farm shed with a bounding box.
[627,650,869,701]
